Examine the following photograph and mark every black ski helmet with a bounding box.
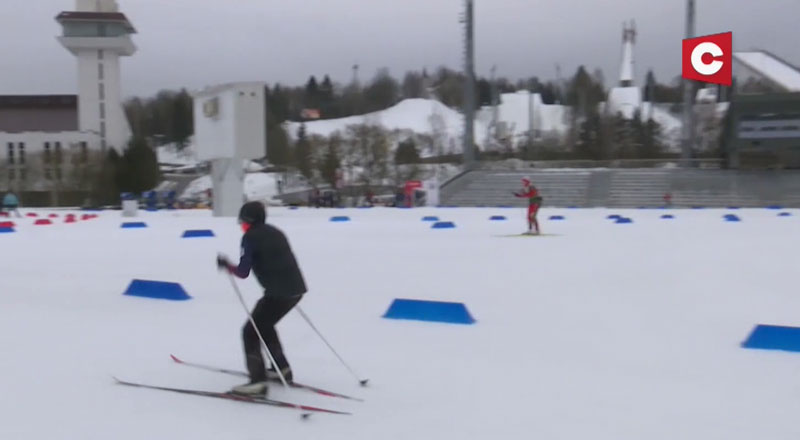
[238,201,266,225]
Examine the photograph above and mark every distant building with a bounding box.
[0,0,136,203]
[723,51,800,168]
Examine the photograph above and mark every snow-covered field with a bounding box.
[2,207,800,439]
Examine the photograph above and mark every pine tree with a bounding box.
[395,138,421,164]
[364,68,400,112]
[172,89,193,150]
[319,135,341,187]
[294,124,313,179]
[117,136,160,193]
[304,76,320,110]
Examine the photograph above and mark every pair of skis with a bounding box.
[115,355,362,416]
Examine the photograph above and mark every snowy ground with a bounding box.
[2,207,800,439]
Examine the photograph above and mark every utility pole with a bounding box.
[681,0,696,165]
[462,0,476,168]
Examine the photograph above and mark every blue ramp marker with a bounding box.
[615,217,633,224]
[661,214,675,219]
[489,215,506,221]
[724,214,741,222]
[607,214,621,220]
[767,205,783,210]
[121,222,147,228]
[742,325,800,353]
[549,215,565,220]
[123,279,191,301]
[422,216,439,222]
[0,227,14,233]
[779,212,792,217]
[383,299,475,325]
[330,216,350,222]
[432,221,456,229]
[182,229,215,238]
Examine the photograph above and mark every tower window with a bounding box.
[100,121,106,137]
[100,103,106,119]
[6,142,13,165]
[99,83,105,100]
[18,143,25,165]
[44,142,51,164]
[99,63,105,80]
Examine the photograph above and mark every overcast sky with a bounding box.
[1,0,798,98]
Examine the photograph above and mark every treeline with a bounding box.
[123,65,692,145]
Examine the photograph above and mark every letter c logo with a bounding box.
[691,42,724,76]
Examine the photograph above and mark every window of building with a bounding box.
[44,142,51,164]
[45,168,52,180]
[98,63,104,80]
[54,142,63,164]
[80,141,88,163]
[100,102,106,119]
[18,143,25,165]
[20,168,26,181]
[6,142,13,165]
[99,83,105,100]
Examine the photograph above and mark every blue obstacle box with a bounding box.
[742,324,800,353]
[123,279,191,301]
[766,205,783,210]
[607,214,621,220]
[422,216,439,222]
[182,229,215,238]
[549,215,565,220]
[330,216,351,222]
[724,214,741,222]
[615,217,633,224]
[431,221,456,229]
[0,227,14,233]
[779,212,792,217]
[661,214,675,219]
[489,215,506,221]
[383,299,475,325]
[121,222,147,228]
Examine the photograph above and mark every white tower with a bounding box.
[56,0,136,152]
[619,20,636,87]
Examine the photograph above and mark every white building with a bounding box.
[606,20,642,119]
[0,0,135,196]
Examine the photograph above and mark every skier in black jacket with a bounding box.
[217,201,307,396]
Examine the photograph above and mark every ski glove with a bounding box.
[217,254,233,272]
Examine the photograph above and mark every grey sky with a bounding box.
[1,0,798,98]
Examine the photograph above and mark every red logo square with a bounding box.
[682,32,733,86]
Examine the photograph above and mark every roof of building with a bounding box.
[734,51,800,92]
[55,11,136,33]
[0,95,79,133]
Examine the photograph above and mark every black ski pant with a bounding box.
[242,294,302,382]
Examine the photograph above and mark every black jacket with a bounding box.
[231,223,307,298]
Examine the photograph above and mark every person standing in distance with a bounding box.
[217,201,307,396]
[513,178,543,235]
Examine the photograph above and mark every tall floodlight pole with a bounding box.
[462,0,476,168]
[681,0,696,165]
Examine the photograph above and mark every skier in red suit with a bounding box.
[513,178,542,235]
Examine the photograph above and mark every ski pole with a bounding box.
[296,306,369,386]
[226,273,290,388]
